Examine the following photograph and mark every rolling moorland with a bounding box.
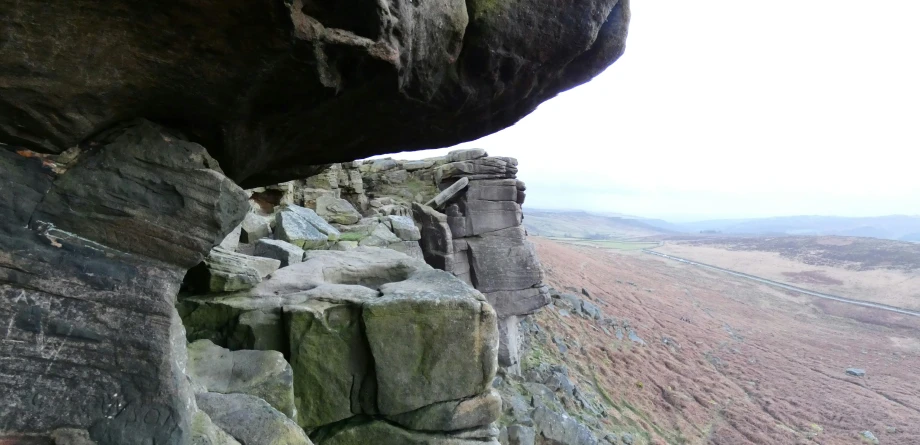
[526,237,920,444]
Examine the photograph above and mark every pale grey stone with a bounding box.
[316,195,363,225]
[426,176,470,209]
[187,340,296,418]
[447,148,488,162]
[196,393,312,445]
[254,239,305,267]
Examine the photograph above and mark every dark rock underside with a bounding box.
[0,0,629,187]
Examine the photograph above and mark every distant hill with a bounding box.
[523,209,672,239]
[652,215,920,241]
[526,210,920,242]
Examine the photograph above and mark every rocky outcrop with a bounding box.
[179,247,501,443]
[0,120,249,444]
[1,2,633,442]
[1,0,630,187]
[412,150,550,371]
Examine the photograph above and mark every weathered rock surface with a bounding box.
[285,299,372,429]
[196,392,313,445]
[185,247,282,293]
[275,207,329,249]
[313,417,499,445]
[187,340,296,418]
[426,177,470,209]
[485,286,552,318]
[0,120,249,444]
[191,411,242,445]
[385,215,422,241]
[367,269,499,415]
[466,228,544,294]
[178,247,500,441]
[241,212,273,243]
[316,195,363,225]
[0,0,630,187]
[254,239,306,268]
[387,389,502,432]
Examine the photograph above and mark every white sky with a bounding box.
[377,1,920,221]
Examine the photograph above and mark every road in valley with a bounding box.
[642,249,920,318]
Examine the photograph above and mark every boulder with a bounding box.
[331,240,359,251]
[285,299,373,429]
[403,160,438,171]
[412,203,455,271]
[426,177,470,209]
[507,425,537,445]
[465,179,520,202]
[498,316,522,369]
[237,310,286,352]
[386,240,426,261]
[385,215,422,241]
[218,225,243,251]
[532,407,598,445]
[185,247,281,293]
[447,199,523,238]
[276,208,330,249]
[316,195,363,225]
[241,212,273,243]
[437,157,519,183]
[312,418,499,445]
[196,393,312,445]
[484,286,551,317]
[387,389,502,432]
[254,239,306,267]
[187,340,296,418]
[191,411,242,445]
[365,269,499,415]
[447,148,489,162]
[465,228,544,293]
[358,224,402,247]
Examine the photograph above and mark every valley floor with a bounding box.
[530,238,920,444]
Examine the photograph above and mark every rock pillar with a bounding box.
[418,149,550,372]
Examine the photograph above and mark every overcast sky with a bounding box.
[377,1,920,221]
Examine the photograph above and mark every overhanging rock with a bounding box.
[0,0,630,187]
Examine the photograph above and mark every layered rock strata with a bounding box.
[0,120,249,444]
[413,150,550,371]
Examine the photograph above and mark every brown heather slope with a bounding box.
[529,238,920,444]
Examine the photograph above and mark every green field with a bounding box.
[545,237,660,251]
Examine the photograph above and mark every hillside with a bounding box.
[522,238,920,444]
[523,209,671,239]
[648,215,920,242]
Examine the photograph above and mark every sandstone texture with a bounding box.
[0,121,249,444]
[0,0,630,187]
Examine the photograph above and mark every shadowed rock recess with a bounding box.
[0,2,629,444]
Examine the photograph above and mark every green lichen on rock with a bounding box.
[285,300,372,429]
[364,270,498,415]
